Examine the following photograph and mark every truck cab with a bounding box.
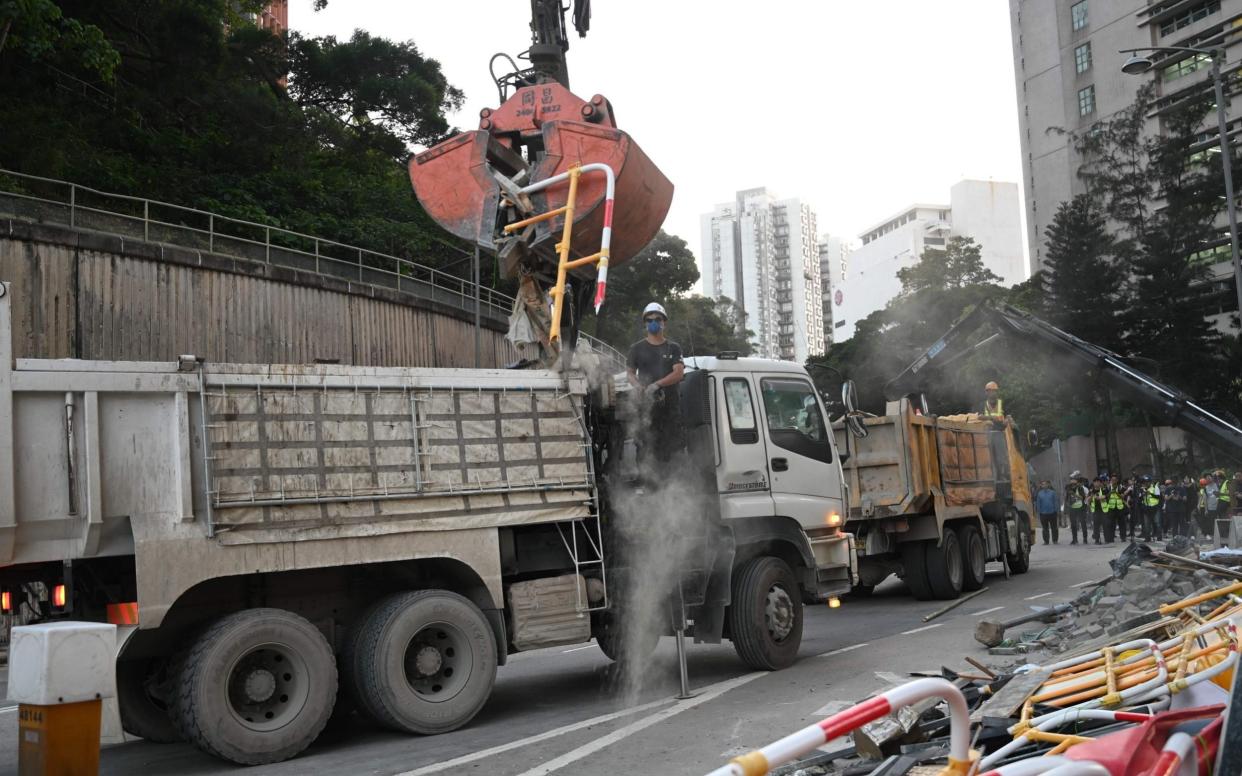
[681,356,855,602]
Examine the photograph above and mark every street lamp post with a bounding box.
[1121,46,1242,321]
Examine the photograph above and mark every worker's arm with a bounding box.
[627,368,641,389]
[653,362,685,388]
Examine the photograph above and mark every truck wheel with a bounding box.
[117,658,180,743]
[594,611,659,664]
[956,524,987,591]
[900,542,933,601]
[728,556,803,670]
[173,608,337,765]
[1007,515,1032,574]
[925,530,964,599]
[349,590,497,735]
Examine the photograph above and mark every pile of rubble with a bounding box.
[723,541,1242,776]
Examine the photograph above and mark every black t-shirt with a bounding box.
[627,339,683,393]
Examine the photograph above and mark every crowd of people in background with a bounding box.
[1031,469,1242,545]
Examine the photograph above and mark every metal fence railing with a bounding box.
[0,168,627,371]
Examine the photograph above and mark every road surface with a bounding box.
[0,542,1115,775]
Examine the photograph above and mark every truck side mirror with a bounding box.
[841,380,868,439]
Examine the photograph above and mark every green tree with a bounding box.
[1042,195,1123,350]
[896,236,999,295]
[0,0,472,270]
[1074,82,1228,403]
[0,0,120,81]
[587,230,700,349]
[665,295,753,357]
[288,30,464,159]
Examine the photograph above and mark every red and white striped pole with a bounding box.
[705,678,973,776]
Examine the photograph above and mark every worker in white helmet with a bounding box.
[627,302,685,464]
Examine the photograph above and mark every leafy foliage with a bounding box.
[585,230,753,356]
[897,236,999,295]
[1043,195,1123,351]
[0,0,471,268]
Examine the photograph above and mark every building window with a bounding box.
[1074,42,1092,74]
[1162,53,1210,82]
[1071,1,1088,30]
[1159,1,1220,37]
[1078,84,1096,116]
[1188,243,1231,265]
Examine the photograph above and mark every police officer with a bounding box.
[1064,472,1088,544]
[982,381,1004,420]
[626,302,685,465]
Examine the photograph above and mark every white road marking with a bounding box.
[0,706,16,714]
[816,642,869,658]
[812,700,854,717]
[1072,579,1100,588]
[972,606,1005,617]
[396,696,671,776]
[874,671,908,686]
[560,644,597,653]
[510,672,766,776]
[900,623,942,635]
[1024,592,1054,601]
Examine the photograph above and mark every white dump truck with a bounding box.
[0,284,855,765]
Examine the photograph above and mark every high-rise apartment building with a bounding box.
[818,234,850,346]
[1009,0,1241,323]
[831,180,1025,340]
[700,189,824,361]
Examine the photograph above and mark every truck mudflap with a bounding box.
[809,531,857,597]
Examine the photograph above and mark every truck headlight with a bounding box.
[825,512,842,527]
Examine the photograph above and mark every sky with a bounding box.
[289,1,1025,288]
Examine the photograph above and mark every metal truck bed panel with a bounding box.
[0,277,597,625]
[5,356,593,556]
[833,408,1003,520]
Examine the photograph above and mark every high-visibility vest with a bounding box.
[1068,486,1085,509]
[1093,491,1109,512]
[983,398,1005,418]
[1108,491,1126,511]
[1222,480,1231,502]
[1143,484,1160,508]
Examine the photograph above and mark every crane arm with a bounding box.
[882,299,1242,456]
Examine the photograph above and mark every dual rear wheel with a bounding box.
[901,520,1020,601]
[118,591,497,765]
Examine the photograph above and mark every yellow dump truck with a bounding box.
[832,398,1033,600]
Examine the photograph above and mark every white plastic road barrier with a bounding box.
[9,622,117,775]
[704,678,974,776]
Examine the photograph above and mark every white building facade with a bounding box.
[1009,0,1242,326]
[818,234,850,345]
[700,188,824,361]
[831,180,1026,340]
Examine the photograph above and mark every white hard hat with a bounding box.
[642,302,667,319]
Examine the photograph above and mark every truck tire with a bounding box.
[956,524,987,591]
[1007,514,1032,574]
[348,590,497,735]
[925,530,964,599]
[172,608,337,765]
[117,658,180,743]
[901,541,934,601]
[728,556,803,670]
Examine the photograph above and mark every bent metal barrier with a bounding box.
[0,168,626,372]
[704,678,975,776]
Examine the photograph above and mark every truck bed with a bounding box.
[833,406,1028,521]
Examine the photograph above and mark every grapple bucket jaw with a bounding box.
[408,99,671,277]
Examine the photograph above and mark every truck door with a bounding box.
[757,375,845,528]
[716,375,776,519]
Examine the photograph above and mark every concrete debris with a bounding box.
[772,539,1240,776]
